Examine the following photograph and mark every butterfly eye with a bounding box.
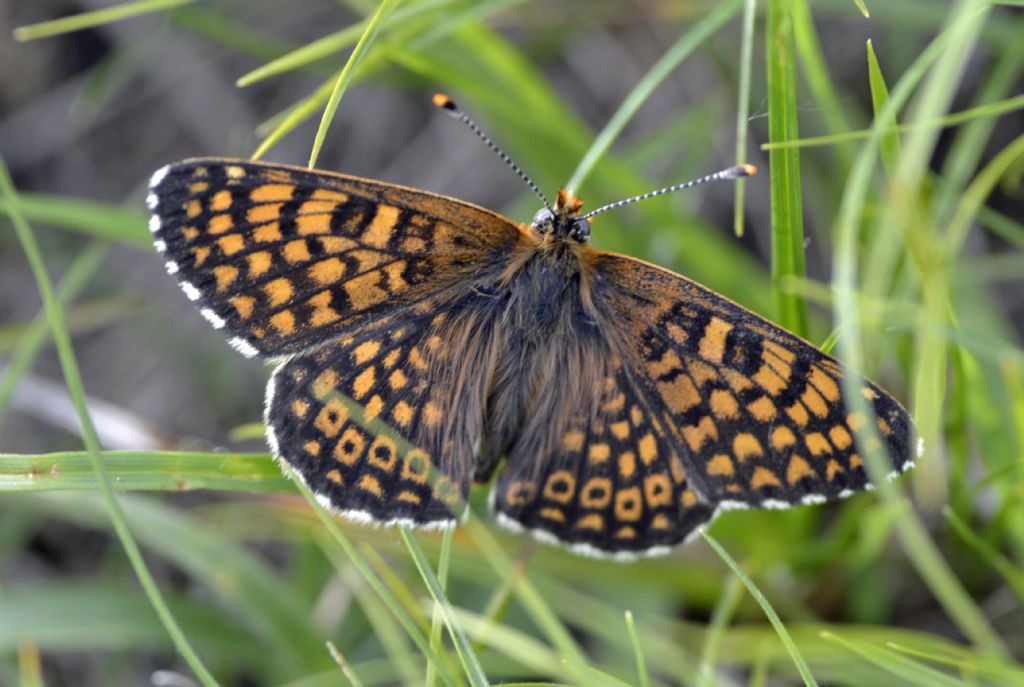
[531,207,555,231]
[570,218,591,242]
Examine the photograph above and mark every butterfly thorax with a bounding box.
[529,189,591,242]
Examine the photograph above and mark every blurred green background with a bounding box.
[1,1,1023,685]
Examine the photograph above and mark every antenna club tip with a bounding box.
[740,163,758,176]
[432,93,457,111]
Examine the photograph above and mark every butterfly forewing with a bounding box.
[598,253,917,510]
[148,158,518,358]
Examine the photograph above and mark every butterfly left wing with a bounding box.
[596,253,919,511]
[148,158,518,358]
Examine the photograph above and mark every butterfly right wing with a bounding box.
[148,158,518,358]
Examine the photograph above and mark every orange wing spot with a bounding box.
[349,249,386,273]
[847,412,866,431]
[657,375,701,413]
[401,237,427,252]
[225,165,245,178]
[383,261,409,292]
[319,235,358,253]
[801,385,830,418]
[307,291,339,327]
[325,468,342,484]
[610,421,630,440]
[618,451,636,479]
[826,459,844,481]
[230,295,255,319]
[804,432,833,456]
[682,416,718,453]
[397,490,421,505]
[213,265,238,292]
[786,455,815,484]
[577,513,604,531]
[707,453,735,477]
[264,278,293,306]
[314,400,348,438]
[311,188,349,202]
[209,214,234,235]
[367,436,397,471]
[771,425,797,451]
[217,233,245,256]
[392,400,414,427]
[643,474,672,507]
[422,400,442,427]
[733,433,763,461]
[648,349,683,378]
[334,427,366,465]
[247,251,272,277]
[862,386,880,400]
[351,366,375,400]
[183,226,200,241]
[247,203,281,226]
[300,199,338,215]
[666,322,688,344]
[750,466,782,490]
[698,316,734,363]
[561,430,585,452]
[710,389,740,419]
[270,309,295,334]
[829,425,853,450]
[615,526,637,540]
[722,368,754,392]
[506,481,536,506]
[543,470,575,503]
[539,507,566,523]
[382,349,400,369]
[191,245,211,267]
[426,335,442,352]
[630,405,644,426]
[753,364,787,396]
[388,369,408,390]
[408,346,427,371]
[250,184,295,202]
[343,271,388,311]
[615,487,643,521]
[186,200,202,219]
[588,443,610,464]
[849,453,864,468]
[297,212,331,235]
[358,474,383,498]
[312,369,339,399]
[638,433,657,465]
[810,366,841,402]
[300,441,320,458]
[786,401,810,427]
[283,239,311,264]
[363,394,383,420]
[352,341,381,365]
[253,222,282,243]
[292,398,310,418]
[210,190,232,212]
[747,395,776,422]
[400,450,431,484]
[763,340,796,363]
[190,181,209,194]
[580,477,612,508]
[687,359,719,386]
[362,204,401,249]
[670,456,687,483]
[877,417,892,435]
[681,489,699,508]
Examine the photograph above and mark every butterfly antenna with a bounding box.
[433,93,552,211]
[581,164,757,220]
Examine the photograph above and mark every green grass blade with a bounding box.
[623,611,650,687]
[13,0,196,41]
[701,532,819,687]
[0,193,149,248]
[733,0,757,237]
[426,527,456,687]
[0,155,220,686]
[820,631,967,687]
[564,0,742,194]
[766,0,809,336]
[400,528,489,687]
[866,39,901,174]
[944,507,1024,605]
[308,0,400,169]
[696,573,744,687]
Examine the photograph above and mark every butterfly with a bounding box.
[147,100,919,560]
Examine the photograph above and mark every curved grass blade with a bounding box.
[13,0,195,41]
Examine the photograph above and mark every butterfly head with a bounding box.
[531,189,590,243]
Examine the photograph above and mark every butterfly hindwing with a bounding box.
[492,358,716,558]
[148,158,518,358]
[597,253,918,510]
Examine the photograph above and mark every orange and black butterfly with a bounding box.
[147,96,918,559]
